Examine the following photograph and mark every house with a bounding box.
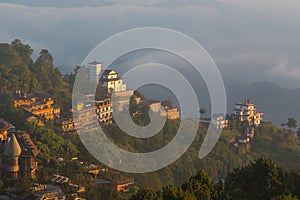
[14,91,61,123]
[134,97,141,104]
[31,184,66,200]
[212,114,229,129]
[0,133,39,179]
[116,178,135,192]
[166,107,180,120]
[72,102,99,132]
[60,118,75,132]
[234,99,263,126]
[95,177,134,193]
[100,70,126,93]
[238,136,250,144]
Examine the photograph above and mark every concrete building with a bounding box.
[212,114,229,129]
[88,60,102,82]
[100,70,126,93]
[72,102,99,132]
[234,99,263,126]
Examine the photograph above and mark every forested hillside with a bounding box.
[0,40,300,199]
[0,39,72,113]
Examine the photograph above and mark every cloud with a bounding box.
[218,0,300,25]
[270,61,300,79]
[0,1,300,89]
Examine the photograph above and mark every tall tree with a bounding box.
[282,118,297,130]
[225,158,293,200]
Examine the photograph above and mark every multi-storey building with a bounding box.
[14,91,60,122]
[0,132,39,179]
[72,102,99,132]
[61,98,113,133]
[88,60,102,82]
[100,70,126,93]
[234,99,263,126]
[212,114,229,129]
[60,118,76,132]
[93,98,113,124]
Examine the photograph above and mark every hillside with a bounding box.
[0,40,300,198]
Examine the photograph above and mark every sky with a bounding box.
[0,0,300,89]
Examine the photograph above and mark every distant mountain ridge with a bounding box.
[138,80,300,126]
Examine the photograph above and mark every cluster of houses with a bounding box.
[14,91,61,126]
[214,99,264,152]
[60,60,180,133]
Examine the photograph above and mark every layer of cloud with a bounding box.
[0,1,300,89]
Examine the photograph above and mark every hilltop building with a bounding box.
[100,70,126,93]
[212,114,229,129]
[88,60,102,82]
[166,107,180,120]
[14,91,60,124]
[94,98,113,124]
[148,102,180,120]
[0,132,39,179]
[60,118,76,133]
[234,99,263,126]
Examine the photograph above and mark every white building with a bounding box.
[212,114,229,129]
[234,99,263,126]
[88,60,102,82]
[100,70,126,93]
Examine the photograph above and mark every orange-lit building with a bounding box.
[72,102,99,132]
[14,91,60,123]
[166,107,180,120]
[93,98,113,124]
[234,99,263,126]
[60,118,75,132]
[0,133,39,179]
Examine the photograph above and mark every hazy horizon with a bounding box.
[1,0,300,89]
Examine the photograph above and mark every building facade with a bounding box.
[100,70,126,93]
[0,133,39,179]
[212,114,229,129]
[14,91,61,122]
[88,60,102,82]
[234,99,263,126]
[94,98,113,124]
